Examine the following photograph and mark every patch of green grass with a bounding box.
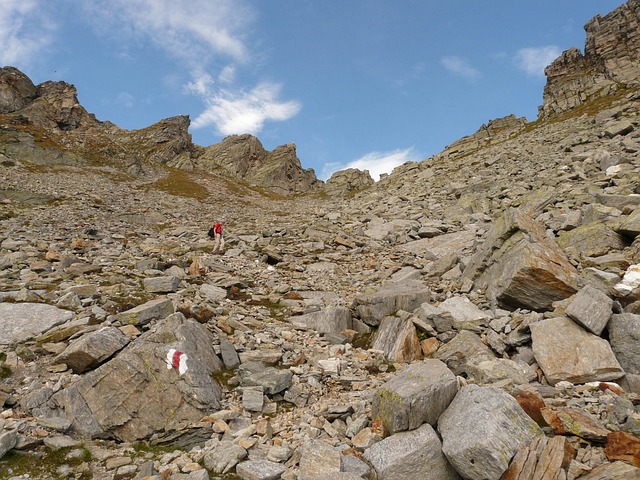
[0,364,11,379]
[0,447,92,479]
[140,167,210,201]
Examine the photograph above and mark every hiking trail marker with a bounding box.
[166,348,188,376]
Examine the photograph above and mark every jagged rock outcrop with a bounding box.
[0,66,322,194]
[440,114,528,159]
[540,0,640,118]
[324,168,374,196]
[197,134,322,194]
[0,66,37,114]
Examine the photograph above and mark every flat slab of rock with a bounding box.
[530,317,624,385]
[287,307,352,334]
[53,326,130,374]
[353,280,431,326]
[565,285,613,335]
[363,423,461,480]
[438,385,544,480]
[111,297,175,326]
[0,302,74,345]
[372,359,458,434]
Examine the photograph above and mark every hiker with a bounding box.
[211,218,225,253]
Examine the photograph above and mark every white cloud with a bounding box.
[117,92,135,108]
[0,0,55,68]
[79,0,252,67]
[191,82,301,136]
[440,56,481,79]
[322,148,422,182]
[514,46,561,76]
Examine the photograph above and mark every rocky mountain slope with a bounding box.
[0,1,639,479]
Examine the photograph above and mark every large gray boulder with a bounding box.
[353,280,431,326]
[110,297,175,326]
[608,313,640,375]
[372,359,458,435]
[433,330,496,377]
[565,285,613,335]
[0,302,74,345]
[462,208,579,310]
[363,423,461,480]
[287,307,352,334]
[370,315,422,363]
[47,313,223,441]
[530,316,624,385]
[438,385,544,480]
[53,326,130,374]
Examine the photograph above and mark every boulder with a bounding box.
[111,297,175,326]
[0,429,18,460]
[235,459,287,480]
[363,423,461,480]
[438,296,491,331]
[53,326,130,374]
[608,313,640,375]
[530,317,624,385]
[565,285,613,335]
[287,307,352,334]
[142,275,181,293]
[462,208,578,311]
[0,302,74,345]
[353,280,431,326]
[370,315,422,363]
[297,439,341,480]
[237,361,293,395]
[48,313,223,441]
[433,330,496,377]
[617,207,640,238]
[557,222,628,258]
[438,385,544,480]
[372,359,458,434]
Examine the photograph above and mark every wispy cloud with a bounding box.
[78,0,300,136]
[440,56,481,80]
[79,0,252,66]
[322,148,422,182]
[0,0,55,68]
[190,83,302,136]
[514,46,561,76]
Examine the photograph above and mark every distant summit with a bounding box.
[0,66,321,194]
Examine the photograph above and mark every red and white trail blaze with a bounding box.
[166,349,188,375]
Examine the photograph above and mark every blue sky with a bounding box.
[1,0,625,180]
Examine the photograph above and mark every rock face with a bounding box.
[0,66,322,194]
[541,0,640,118]
[197,134,322,194]
[441,114,528,159]
[324,168,374,196]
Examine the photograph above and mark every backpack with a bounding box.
[207,227,215,238]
